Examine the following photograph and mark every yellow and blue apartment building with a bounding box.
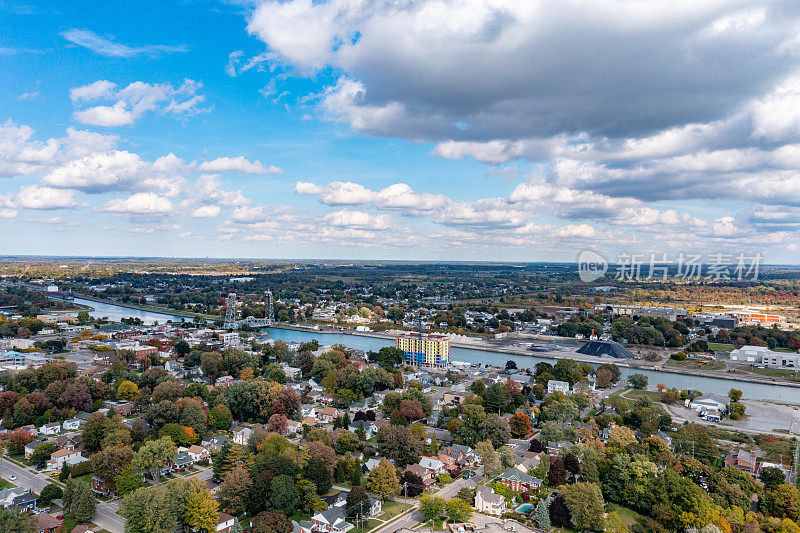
[396,333,451,368]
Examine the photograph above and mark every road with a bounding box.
[370,465,485,533]
[1,456,125,533]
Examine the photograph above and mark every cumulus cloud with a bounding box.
[71,79,207,127]
[191,205,221,218]
[197,156,282,175]
[296,181,448,213]
[16,185,78,210]
[99,192,173,215]
[323,209,391,229]
[61,29,188,58]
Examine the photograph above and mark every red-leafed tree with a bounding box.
[509,412,532,438]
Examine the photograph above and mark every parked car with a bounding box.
[8,475,16,481]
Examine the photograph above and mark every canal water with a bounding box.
[71,297,800,403]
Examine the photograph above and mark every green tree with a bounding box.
[68,481,97,523]
[38,483,63,505]
[209,404,233,430]
[420,495,446,521]
[761,466,787,489]
[134,436,177,483]
[116,465,145,496]
[561,482,605,531]
[629,373,649,389]
[604,511,630,533]
[121,486,177,533]
[367,458,401,501]
[534,496,551,529]
[445,498,473,522]
[91,445,133,492]
[476,440,500,480]
[346,486,371,518]
[0,507,37,533]
[269,475,300,515]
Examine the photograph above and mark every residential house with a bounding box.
[215,376,235,387]
[217,512,236,533]
[419,457,446,477]
[301,404,318,419]
[310,506,354,533]
[187,445,211,462]
[47,448,84,470]
[724,450,758,474]
[318,407,340,424]
[92,476,113,496]
[499,467,542,493]
[25,438,49,459]
[103,400,133,416]
[475,485,507,515]
[171,451,194,472]
[39,422,60,436]
[759,462,792,483]
[287,419,303,435]
[0,487,36,510]
[547,441,573,455]
[363,458,382,474]
[62,418,84,431]
[405,464,435,486]
[232,426,253,445]
[547,380,570,395]
[203,435,229,453]
[348,421,377,439]
[36,513,61,533]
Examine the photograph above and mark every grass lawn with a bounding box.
[376,501,412,521]
[707,342,734,352]
[664,359,726,371]
[0,478,16,489]
[608,503,647,528]
[621,389,662,402]
[72,473,93,485]
[750,367,800,379]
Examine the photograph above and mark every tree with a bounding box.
[400,470,426,498]
[305,457,332,494]
[116,465,144,496]
[174,340,190,357]
[30,441,56,466]
[117,380,140,401]
[509,412,531,437]
[270,475,300,515]
[209,404,233,430]
[298,480,325,515]
[121,486,178,533]
[548,456,566,486]
[252,511,292,533]
[595,368,614,389]
[65,481,96,523]
[377,425,422,467]
[367,458,401,501]
[39,483,63,505]
[629,373,648,389]
[534,496,551,529]
[549,494,571,528]
[476,440,500,479]
[420,495,446,521]
[377,347,405,370]
[267,413,288,434]
[217,465,252,515]
[0,507,37,533]
[761,466,787,489]
[561,482,605,531]
[499,447,516,469]
[82,412,110,452]
[134,436,177,483]
[346,486,371,518]
[445,498,473,522]
[179,400,208,435]
[184,489,220,533]
[91,445,133,492]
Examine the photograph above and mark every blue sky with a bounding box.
[2,0,800,262]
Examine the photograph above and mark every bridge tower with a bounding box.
[224,292,238,329]
[265,290,275,325]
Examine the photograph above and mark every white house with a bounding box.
[232,426,253,445]
[547,380,571,395]
[475,485,507,515]
[47,448,84,470]
[62,418,84,431]
[39,422,61,436]
[217,512,236,532]
[419,457,445,476]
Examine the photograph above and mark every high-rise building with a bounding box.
[396,333,450,368]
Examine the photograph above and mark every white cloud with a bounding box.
[198,156,281,175]
[0,194,18,218]
[100,192,173,215]
[191,205,221,218]
[61,29,188,58]
[71,79,207,127]
[323,209,391,229]
[296,181,448,213]
[16,185,78,210]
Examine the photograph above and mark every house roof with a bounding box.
[476,485,504,505]
[500,467,535,484]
